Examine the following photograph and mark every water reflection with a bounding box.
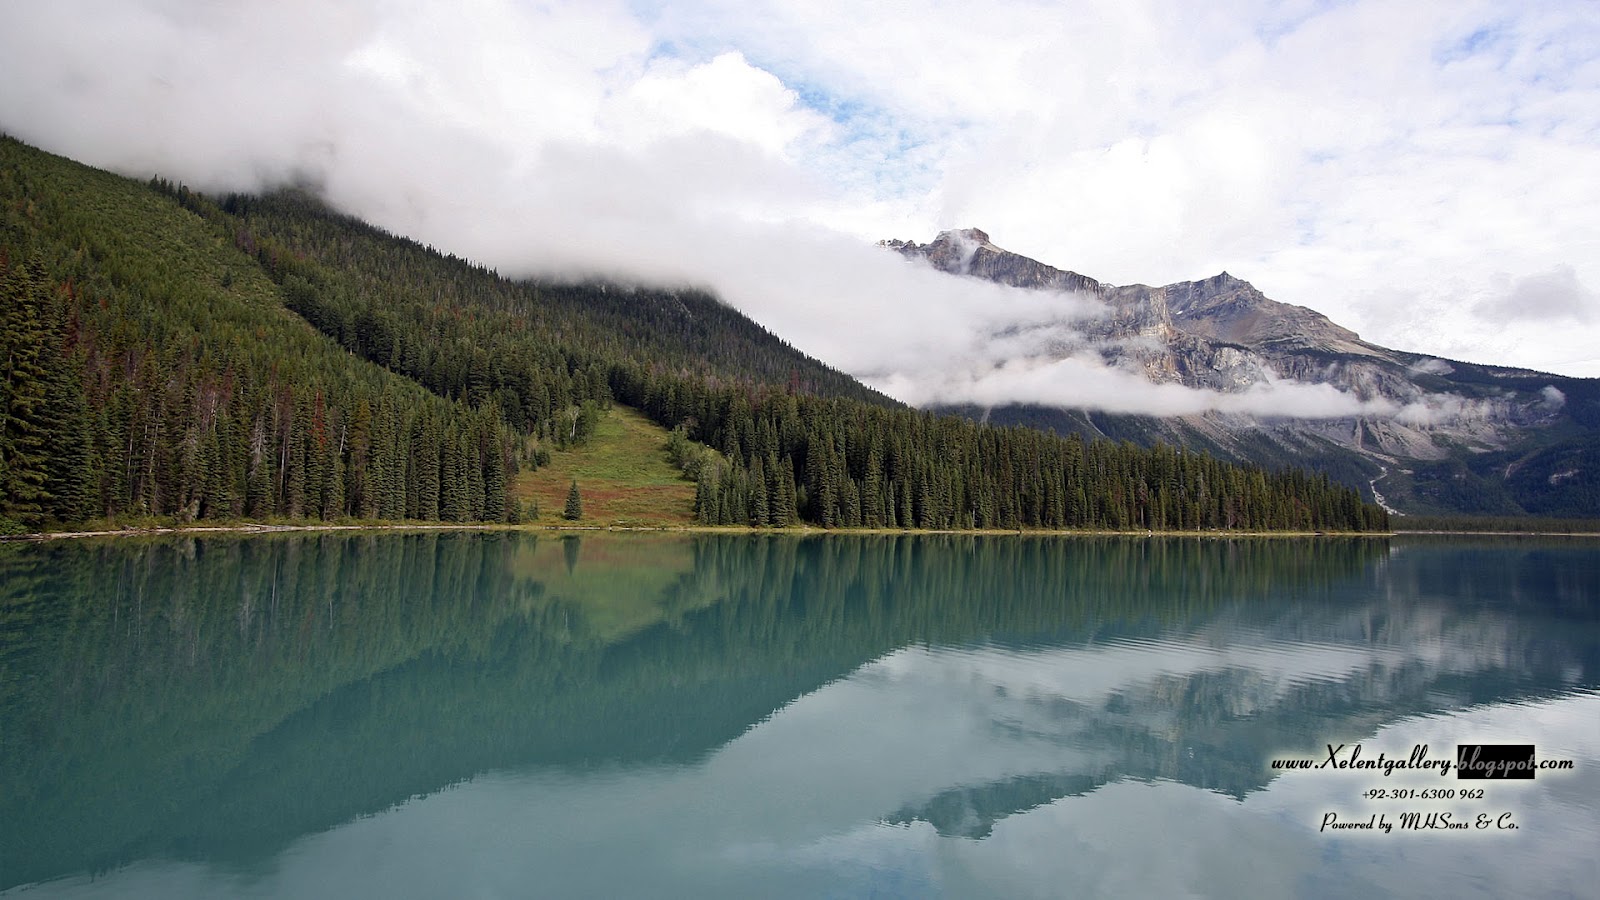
[2,533,1596,897]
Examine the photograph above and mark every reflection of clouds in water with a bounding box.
[717,654,1600,898]
[741,692,1600,900]
[868,635,1402,707]
[18,689,1598,900]
[16,597,1597,899]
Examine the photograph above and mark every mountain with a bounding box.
[0,137,1383,533]
[884,229,1600,518]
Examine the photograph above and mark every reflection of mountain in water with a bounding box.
[2,534,1595,887]
[885,538,1599,838]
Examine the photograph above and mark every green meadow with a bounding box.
[515,406,698,527]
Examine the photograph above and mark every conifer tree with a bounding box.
[465,432,486,521]
[694,466,716,524]
[483,430,508,522]
[0,260,54,526]
[322,433,345,519]
[749,455,769,526]
[564,479,583,520]
[40,327,93,523]
[246,416,274,518]
[413,416,440,520]
[774,455,797,526]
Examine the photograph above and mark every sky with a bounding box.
[2,0,1597,417]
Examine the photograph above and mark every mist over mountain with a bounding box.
[885,229,1600,517]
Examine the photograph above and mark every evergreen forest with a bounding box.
[0,136,1387,533]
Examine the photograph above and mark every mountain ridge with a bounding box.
[885,228,1599,517]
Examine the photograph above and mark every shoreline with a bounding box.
[7,520,1399,542]
[1388,529,1600,538]
[8,522,1598,543]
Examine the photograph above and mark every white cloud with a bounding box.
[1476,265,1598,323]
[604,52,831,159]
[872,356,1399,419]
[1408,358,1454,376]
[2,0,1598,402]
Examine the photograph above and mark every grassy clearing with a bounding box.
[513,405,697,527]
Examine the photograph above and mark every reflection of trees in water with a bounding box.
[1,534,1593,886]
[562,534,581,574]
[678,534,1389,644]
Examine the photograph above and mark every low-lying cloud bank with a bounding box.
[869,358,1393,419]
[3,0,1580,420]
[683,228,1483,424]
[630,226,1367,420]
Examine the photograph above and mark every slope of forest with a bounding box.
[0,138,522,530]
[0,136,1387,533]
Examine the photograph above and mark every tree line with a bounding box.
[640,370,1383,531]
[0,136,1387,532]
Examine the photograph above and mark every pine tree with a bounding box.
[285,399,309,519]
[350,397,376,518]
[774,454,797,526]
[414,415,440,520]
[563,479,583,520]
[40,333,93,523]
[466,432,486,521]
[749,455,769,526]
[440,427,465,522]
[694,466,716,524]
[376,400,407,519]
[863,449,884,528]
[483,429,508,522]
[246,415,274,517]
[0,260,54,526]
[322,430,345,519]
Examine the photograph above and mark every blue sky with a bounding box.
[2,0,1596,413]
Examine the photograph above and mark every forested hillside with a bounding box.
[0,138,520,529]
[0,136,1387,532]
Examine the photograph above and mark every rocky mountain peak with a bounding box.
[1157,271,1366,352]
[933,227,992,246]
[885,228,1102,295]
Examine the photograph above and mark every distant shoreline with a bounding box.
[9,521,1599,543]
[0,522,1406,542]
[1388,529,1600,538]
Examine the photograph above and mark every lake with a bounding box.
[2,532,1597,898]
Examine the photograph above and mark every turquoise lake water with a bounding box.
[2,532,1596,898]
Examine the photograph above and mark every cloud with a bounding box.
[870,355,1398,419]
[604,52,832,159]
[1475,266,1597,323]
[1408,358,1455,376]
[644,227,1426,420]
[3,0,1598,405]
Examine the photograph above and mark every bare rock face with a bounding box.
[883,229,1103,295]
[883,229,1597,515]
[886,229,1388,399]
[886,232,1379,385]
